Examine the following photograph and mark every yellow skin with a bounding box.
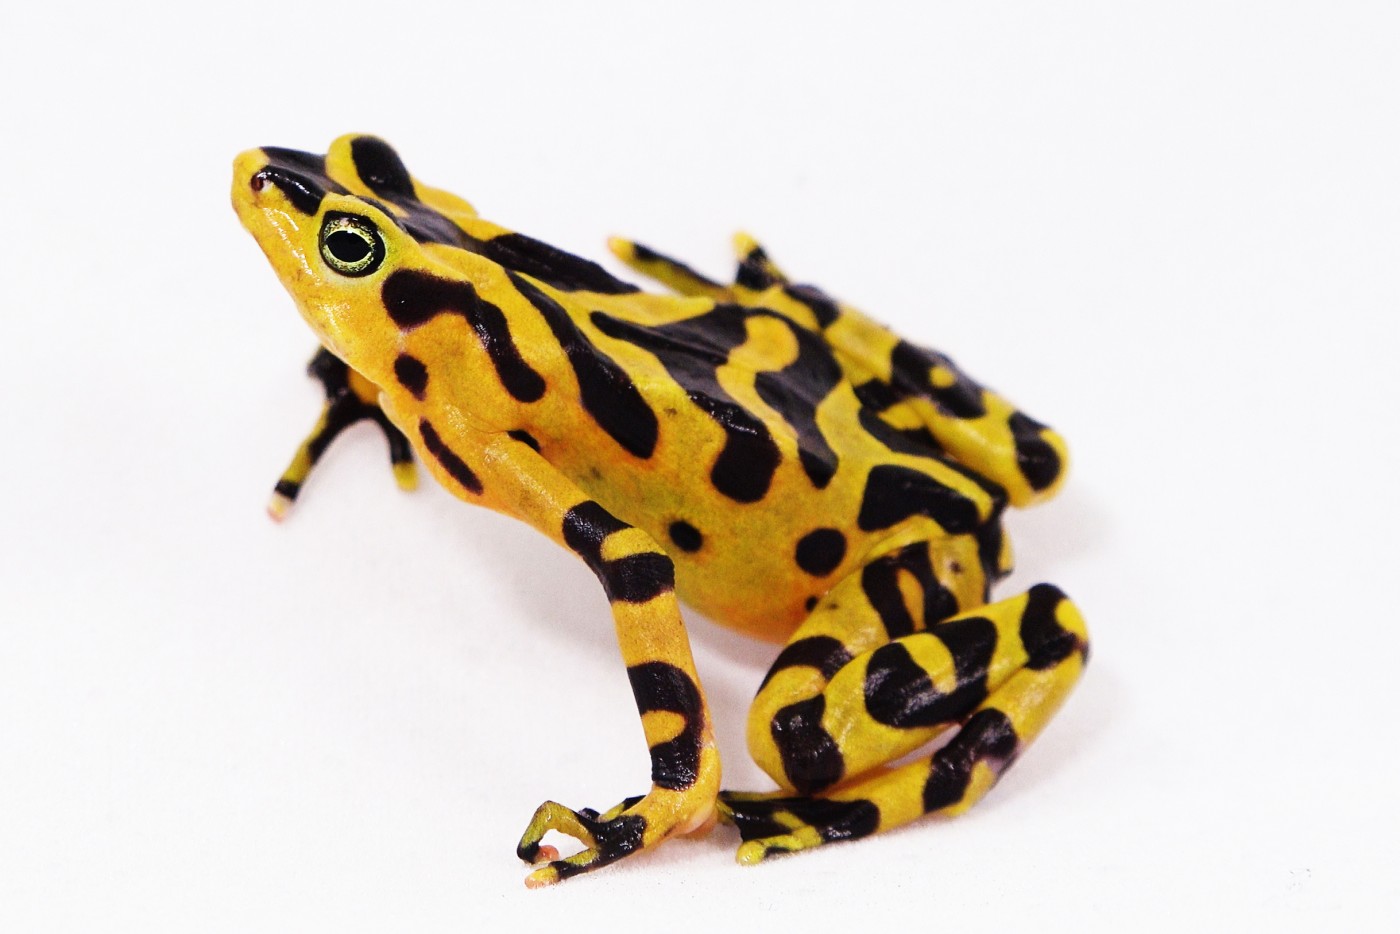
[232,135,1090,886]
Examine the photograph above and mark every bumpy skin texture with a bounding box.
[232,135,1090,885]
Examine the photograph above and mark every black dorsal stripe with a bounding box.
[381,270,546,403]
[509,272,658,459]
[477,233,639,295]
[751,311,842,489]
[590,306,782,503]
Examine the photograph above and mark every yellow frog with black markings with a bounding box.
[232,134,1090,887]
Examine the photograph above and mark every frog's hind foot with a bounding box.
[718,792,880,864]
[268,346,417,520]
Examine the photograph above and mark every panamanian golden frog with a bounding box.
[231,135,1090,887]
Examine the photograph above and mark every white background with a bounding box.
[2,2,1397,931]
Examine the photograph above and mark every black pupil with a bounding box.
[327,229,371,263]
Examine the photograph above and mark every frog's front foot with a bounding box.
[269,346,417,520]
[516,789,718,887]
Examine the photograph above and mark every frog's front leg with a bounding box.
[410,424,721,887]
[269,347,417,520]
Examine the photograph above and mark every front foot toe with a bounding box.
[516,799,646,887]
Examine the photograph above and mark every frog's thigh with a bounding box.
[726,604,1087,863]
[747,582,1088,799]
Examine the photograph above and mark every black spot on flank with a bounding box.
[1019,583,1080,670]
[795,529,847,577]
[805,596,819,612]
[393,354,428,399]
[627,661,704,791]
[506,429,541,452]
[1008,411,1063,492]
[782,283,841,329]
[509,273,659,459]
[891,341,987,420]
[758,635,853,690]
[381,270,546,403]
[477,233,639,295]
[857,464,982,534]
[418,419,482,495]
[349,136,416,199]
[562,501,675,604]
[770,694,845,794]
[922,708,1018,813]
[668,521,703,553]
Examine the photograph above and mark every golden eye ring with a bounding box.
[319,212,385,277]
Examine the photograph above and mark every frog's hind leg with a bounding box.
[722,567,1088,863]
[268,347,417,520]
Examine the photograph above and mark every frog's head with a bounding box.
[231,135,478,382]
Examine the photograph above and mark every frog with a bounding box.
[231,134,1090,887]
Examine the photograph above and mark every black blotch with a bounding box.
[863,630,991,730]
[668,520,703,553]
[509,272,659,459]
[349,136,416,199]
[418,419,482,495]
[857,464,982,534]
[794,528,847,577]
[936,615,999,684]
[627,661,704,791]
[380,270,546,403]
[506,429,541,452]
[736,245,778,290]
[562,501,675,604]
[804,596,819,612]
[477,233,638,295]
[1008,411,1062,492]
[922,709,1018,813]
[758,635,853,690]
[591,305,783,503]
[752,314,842,488]
[859,542,959,639]
[1020,583,1079,670]
[891,340,987,419]
[393,353,429,399]
[770,695,844,794]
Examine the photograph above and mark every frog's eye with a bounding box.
[319,212,385,277]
